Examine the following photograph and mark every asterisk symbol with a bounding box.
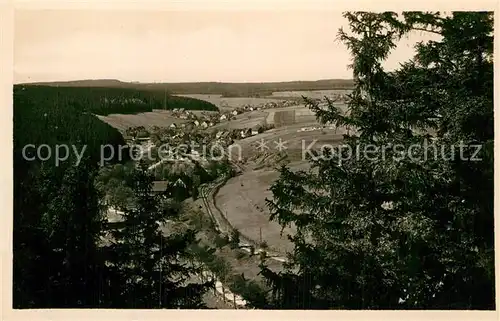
[274,138,288,152]
[255,138,269,152]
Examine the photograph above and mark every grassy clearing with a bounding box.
[96,111,189,132]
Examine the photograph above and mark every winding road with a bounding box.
[198,162,288,263]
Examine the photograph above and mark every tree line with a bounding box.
[24,78,355,97]
[14,85,218,116]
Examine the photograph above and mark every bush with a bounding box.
[188,211,204,231]
[214,234,230,248]
[235,251,246,260]
[207,256,232,282]
[229,229,241,249]
[227,274,269,309]
[189,244,216,264]
[136,129,150,138]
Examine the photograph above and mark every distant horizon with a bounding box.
[15,77,354,86]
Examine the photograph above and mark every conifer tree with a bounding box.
[262,11,494,309]
[105,162,211,308]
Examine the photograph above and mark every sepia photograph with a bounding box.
[11,6,495,312]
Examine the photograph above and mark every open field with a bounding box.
[209,110,269,130]
[265,105,318,126]
[176,90,350,112]
[269,89,352,99]
[217,125,347,252]
[96,110,188,132]
[215,160,317,254]
[215,168,295,253]
[228,124,347,162]
[209,103,342,132]
[174,94,292,111]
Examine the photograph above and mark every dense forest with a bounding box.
[14,85,124,307]
[13,85,218,116]
[13,85,211,308]
[21,78,355,97]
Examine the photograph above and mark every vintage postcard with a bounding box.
[2,0,498,320]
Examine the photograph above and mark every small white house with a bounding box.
[220,114,227,121]
[190,150,200,160]
[201,121,208,128]
[170,123,177,128]
[232,110,239,116]
[194,120,200,127]
[173,178,187,188]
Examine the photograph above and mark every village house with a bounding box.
[123,135,134,142]
[251,125,262,136]
[170,123,177,129]
[173,178,187,188]
[232,110,239,116]
[152,181,170,194]
[219,114,227,121]
[201,121,208,128]
[194,120,200,127]
[240,128,252,138]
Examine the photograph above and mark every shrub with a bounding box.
[207,256,232,282]
[229,229,241,249]
[235,251,246,260]
[214,234,230,248]
[227,274,269,309]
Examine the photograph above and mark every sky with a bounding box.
[14,10,437,84]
